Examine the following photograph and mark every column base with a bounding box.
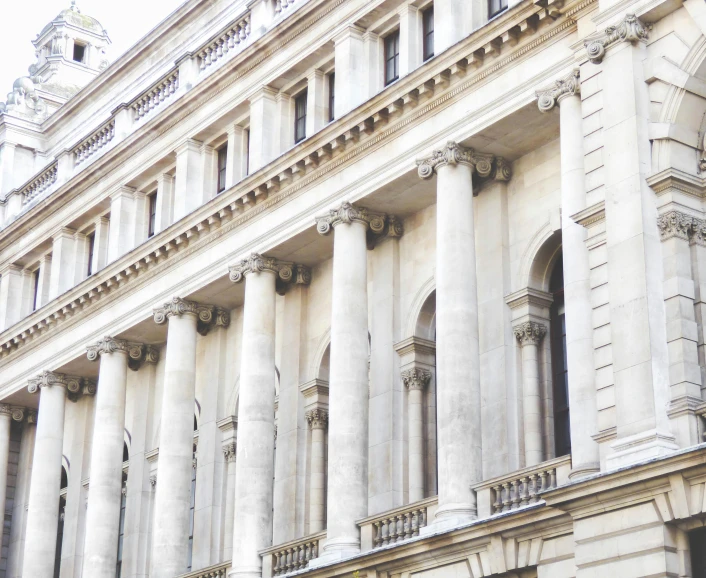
[309,536,361,568]
[228,565,262,578]
[568,462,600,481]
[420,502,477,535]
[606,429,679,471]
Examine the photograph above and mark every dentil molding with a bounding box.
[584,14,650,64]
[86,336,160,371]
[416,141,511,184]
[513,321,548,346]
[536,69,580,112]
[153,297,230,336]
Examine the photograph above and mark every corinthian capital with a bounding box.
[28,371,82,395]
[401,368,431,390]
[306,408,329,430]
[228,253,311,294]
[513,322,547,346]
[416,141,511,182]
[536,69,580,112]
[584,14,650,64]
[222,442,237,462]
[657,211,698,242]
[153,297,230,336]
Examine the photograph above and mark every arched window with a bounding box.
[54,466,68,578]
[549,256,571,457]
[116,443,129,577]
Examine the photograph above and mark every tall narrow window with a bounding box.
[217,145,228,194]
[690,528,706,577]
[86,233,95,277]
[384,30,400,85]
[489,0,508,17]
[115,472,128,578]
[294,90,308,143]
[245,129,250,176]
[32,268,40,311]
[147,192,157,238]
[328,72,336,122]
[422,7,434,61]
[549,256,571,457]
[54,467,68,578]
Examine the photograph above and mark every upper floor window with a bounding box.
[549,256,571,457]
[217,145,228,194]
[384,30,400,86]
[32,268,40,312]
[423,7,434,61]
[86,233,95,277]
[489,0,508,17]
[72,42,86,63]
[328,72,336,122]
[294,90,308,143]
[147,193,157,238]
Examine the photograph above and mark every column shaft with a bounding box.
[150,313,198,578]
[309,421,326,533]
[22,383,66,578]
[408,387,424,503]
[82,349,129,578]
[325,220,369,555]
[435,161,481,522]
[0,407,12,550]
[222,449,237,562]
[231,270,277,578]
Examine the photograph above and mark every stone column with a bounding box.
[248,87,278,172]
[333,26,366,118]
[107,187,136,264]
[0,264,24,331]
[226,125,248,188]
[402,369,431,503]
[48,227,76,300]
[174,139,203,221]
[227,254,309,577]
[22,371,80,578]
[221,441,237,562]
[82,337,158,578]
[0,405,22,549]
[513,322,547,467]
[306,409,328,534]
[537,69,600,478]
[417,142,507,524]
[150,298,229,578]
[314,202,386,557]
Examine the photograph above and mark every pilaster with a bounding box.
[48,226,77,300]
[107,186,137,264]
[248,86,278,172]
[306,69,327,136]
[174,139,203,221]
[0,265,24,331]
[333,26,366,117]
[226,125,248,188]
[155,173,174,234]
[398,5,420,78]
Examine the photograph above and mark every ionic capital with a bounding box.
[416,141,511,182]
[0,404,25,422]
[228,253,311,293]
[153,297,230,336]
[28,371,82,395]
[401,368,431,391]
[584,14,650,64]
[513,322,547,346]
[87,337,160,371]
[306,408,329,430]
[315,202,403,248]
[222,442,237,462]
[536,69,580,112]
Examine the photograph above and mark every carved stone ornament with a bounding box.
[27,410,38,425]
[28,370,82,395]
[222,442,237,462]
[0,404,25,422]
[536,69,580,112]
[153,297,230,336]
[657,211,697,242]
[513,322,547,346]
[306,408,329,430]
[228,253,311,296]
[315,202,403,248]
[584,14,650,64]
[401,368,432,391]
[86,336,160,371]
[416,141,511,185]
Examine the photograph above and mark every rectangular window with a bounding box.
[489,0,508,17]
[147,193,157,238]
[245,129,250,176]
[72,43,86,63]
[32,269,40,312]
[86,233,95,277]
[294,90,308,143]
[328,73,335,122]
[217,145,228,194]
[384,31,400,86]
[423,7,434,61]
[690,528,706,577]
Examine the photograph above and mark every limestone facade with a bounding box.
[1,0,706,577]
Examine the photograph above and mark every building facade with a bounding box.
[0,0,706,576]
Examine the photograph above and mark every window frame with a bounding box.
[384,30,401,86]
[294,89,308,144]
[86,232,95,277]
[147,192,157,238]
[422,7,435,61]
[489,0,508,18]
[549,257,571,458]
[32,268,40,312]
[328,72,336,123]
[72,42,86,64]
[217,144,228,194]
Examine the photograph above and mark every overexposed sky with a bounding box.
[0,0,185,99]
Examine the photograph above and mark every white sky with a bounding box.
[0,0,185,99]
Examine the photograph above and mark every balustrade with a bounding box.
[260,531,325,577]
[196,15,251,71]
[20,162,58,206]
[275,0,296,13]
[73,120,115,166]
[357,497,438,552]
[131,71,179,121]
[177,561,230,578]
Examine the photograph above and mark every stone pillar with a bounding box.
[0,265,24,331]
[248,87,278,172]
[22,371,78,578]
[433,0,471,54]
[82,337,157,578]
[314,202,386,558]
[513,322,547,467]
[537,69,600,478]
[174,139,203,221]
[48,227,77,300]
[402,369,431,503]
[0,405,22,550]
[584,15,677,468]
[276,91,294,153]
[73,231,90,285]
[221,440,237,562]
[228,254,310,577]
[306,69,327,136]
[333,26,366,118]
[107,187,136,264]
[92,216,110,274]
[150,298,228,578]
[200,143,218,203]
[154,174,174,235]
[306,409,328,534]
[35,253,52,309]
[398,5,420,77]
[226,125,248,188]
[417,142,506,525]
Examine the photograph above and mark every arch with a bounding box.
[123,428,131,455]
[522,226,562,293]
[226,375,240,419]
[311,329,331,382]
[415,291,436,341]
[405,275,436,339]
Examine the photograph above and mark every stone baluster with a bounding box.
[228,254,310,578]
[306,408,328,533]
[402,368,431,503]
[150,298,229,578]
[417,142,509,525]
[22,371,81,578]
[82,337,158,578]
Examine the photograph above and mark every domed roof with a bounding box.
[39,1,107,38]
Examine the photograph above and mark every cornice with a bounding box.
[646,167,706,198]
[571,200,605,228]
[394,336,436,357]
[505,287,554,310]
[0,2,582,371]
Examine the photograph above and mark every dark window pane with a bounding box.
[217,145,228,193]
[73,43,85,63]
[33,269,40,311]
[550,256,571,457]
[328,73,335,122]
[148,193,157,238]
[87,233,95,276]
[691,528,706,578]
[384,31,400,85]
[489,0,508,17]
[295,90,307,143]
[423,8,434,61]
